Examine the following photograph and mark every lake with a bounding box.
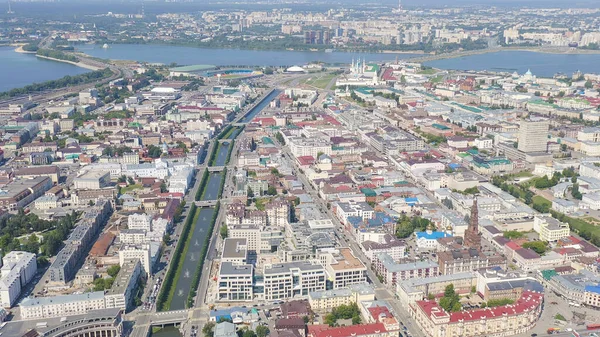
[424,50,600,77]
[0,46,89,92]
[76,44,419,67]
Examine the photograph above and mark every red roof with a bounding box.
[416,291,543,324]
[505,241,520,251]
[368,306,394,322]
[297,156,315,166]
[323,115,341,125]
[308,323,387,337]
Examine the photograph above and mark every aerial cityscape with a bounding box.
[1,1,600,337]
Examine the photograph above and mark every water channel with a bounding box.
[153,89,279,336]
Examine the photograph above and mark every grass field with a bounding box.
[532,195,551,208]
[120,184,142,194]
[303,72,337,89]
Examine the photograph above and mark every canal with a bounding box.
[168,207,216,311]
[213,141,231,167]
[156,87,281,337]
[240,89,281,123]
[151,326,183,337]
[201,172,223,201]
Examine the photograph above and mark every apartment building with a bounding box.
[0,251,37,308]
[104,259,142,311]
[20,291,107,319]
[49,201,113,284]
[119,245,153,276]
[437,248,490,275]
[74,170,111,190]
[308,283,375,312]
[0,176,53,211]
[217,262,254,302]
[318,248,367,289]
[128,213,153,231]
[518,117,549,153]
[412,292,544,337]
[263,262,326,301]
[373,253,439,287]
[533,215,570,242]
[333,201,375,225]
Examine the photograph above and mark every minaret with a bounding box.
[7,0,14,14]
[464,198,482,250]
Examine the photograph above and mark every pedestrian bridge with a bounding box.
[129,310,190,337]
[195,200,218,207]
[208,166,225,172]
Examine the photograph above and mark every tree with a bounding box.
[247,187,255,198]
[118,175,127,183]
[256,326,269,337]
[147,145,162,158]
[585,80,593,89]
[220,225,228,239]
[127,177,135,185]
[107,265,121,278]
[243,330,256,337]
[266,185,277,195]
[275,132,285,145]
[160,182,168,193]
[439,284,461,312]
[202,322,216,337]
[522,241,548,255]
[37,256,49,266]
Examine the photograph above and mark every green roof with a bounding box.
[169,64,216,72]
[360,188,376,197]
[432,123,450,130]
[541,269,557,281]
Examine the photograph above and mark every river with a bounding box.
[76,44,419,66]
[424,50,600,77]
[0,46,89,92]
[169,207,216,311]
[155,89,279,337]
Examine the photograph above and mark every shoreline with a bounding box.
[13,45,36,54]
[35,55,102,71]
[410,47,600,63]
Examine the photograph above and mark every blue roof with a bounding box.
[209,307,247,318]
[415,231,452,240]
[449,163,461,169]
[585,285,600,294]
[405,197,419,205]
[348,216,363,227]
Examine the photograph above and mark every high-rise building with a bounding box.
[518,117,549,153]
[463,199,481,250]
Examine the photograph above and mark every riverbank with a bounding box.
[35,54,102,71]
[13,44,36,54]
[410,46,600,63]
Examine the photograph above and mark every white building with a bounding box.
[582,192,600,210]
[518,117,549,153]
[20,291,107,319]
[217,262,254,302]
[263,261,326,301]
[104,259,142,311]
[333,201,375,225]
[0,251,37,308]
[318,248,367,289]
[119,229,147,245]
[533,215,570,242]
[128,213,153,232]
[119,245,153,276]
